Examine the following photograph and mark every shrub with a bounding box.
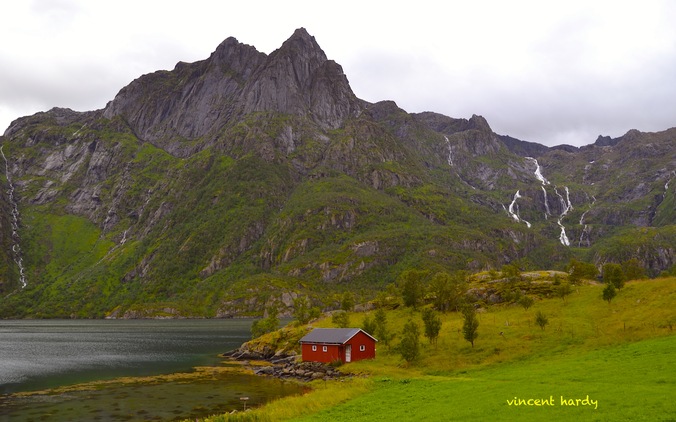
[535,310,549,330]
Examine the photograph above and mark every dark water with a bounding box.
[0,319,304,421]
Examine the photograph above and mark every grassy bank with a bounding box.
[196,277,676,421]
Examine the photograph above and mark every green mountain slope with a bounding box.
[0,29,673,317]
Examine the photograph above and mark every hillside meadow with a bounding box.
[196,276,676,421]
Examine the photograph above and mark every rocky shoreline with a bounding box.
[223,348,345,382]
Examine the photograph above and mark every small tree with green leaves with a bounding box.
[622,258,646,281]
[462,306,479,348]
[309,306,322,321]
[251,305,279,338]
[603,263,625,290]
[362,315,377,336]
[399,319,421,363]
[430,271,469,312]
[603,283,617,304]
[568,259,599,283]
[556,282,573,303]
[374,308,393,347]
[535,310,549,330]
[340,292,355,312]
[519,295,534,310]
[502,264,522,284]
[292,296,312,325]
[398,269,428,309]
[332,310,350,328]
[422,308,442,345]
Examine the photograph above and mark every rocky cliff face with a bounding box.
[103,28,364,157]
[0,28,673,318]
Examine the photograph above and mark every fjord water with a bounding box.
[0,319,304,421]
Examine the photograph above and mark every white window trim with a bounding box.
[312,345,317,351]
[360,345,366,351]
[322,345,328,352]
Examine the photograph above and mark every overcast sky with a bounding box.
[1,0,675,146]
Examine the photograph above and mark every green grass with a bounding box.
[200,277,676,421]
[293,335,676,421]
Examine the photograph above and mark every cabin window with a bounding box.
[323,346,328,352]
[312,345,317,351]
[360,345,366,351]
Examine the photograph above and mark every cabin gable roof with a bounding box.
[299,328,377,345]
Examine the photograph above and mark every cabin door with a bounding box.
[345,345,352,362]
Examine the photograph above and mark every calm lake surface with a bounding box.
[0,319,304,421]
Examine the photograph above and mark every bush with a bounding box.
[332,311,350,328]
[519,295,534,310]
[535,310,549,330]
[603,283,617,304]
[399,319,421,363]
[422,308,442,345]
[462,306,479,347]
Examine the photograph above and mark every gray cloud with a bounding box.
[2,1,675,148]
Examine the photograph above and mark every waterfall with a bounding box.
[554,186,573,246]
[506,190,531,228]
[1,145,26,288]
[578,195,596,247]
[444,136,453,166]
[525,157,550,185]
[526,157,551,219]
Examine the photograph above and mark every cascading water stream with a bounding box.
[554,186,573,246]
[506,190,531,228]
[526,157,551,219]
[578,196,596,247]
[526,157,550,185]
[444,136,453,166]
[1,145,26,288]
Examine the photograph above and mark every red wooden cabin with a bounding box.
[299,328,377,364]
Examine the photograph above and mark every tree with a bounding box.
[430,271,467,312]
[603,263,625,290]
[373,308,393,347]
[332,310,350,328]
[622,258,646,281]
[398,269,428,309]
[399,319,421,363]
[340,292,355,312]
[519,295,534,311]
[362,315,377,336]
[568,259,599,283]
[602,283,617,304]
[501,264,521,283]
[462,306,479,348]
[293,296,311,325]
[422,308,442,345]
[309,306,322,321]
[535,310,549,330]
[556,282,573,303]
[430,272,452,312]
[251,305,279,338]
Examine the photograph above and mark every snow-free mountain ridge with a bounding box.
[0,28,673,318]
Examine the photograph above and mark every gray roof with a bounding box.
[299,328,377,344]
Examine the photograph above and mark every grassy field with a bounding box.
[293,335,676,421]
[199,277,676,421]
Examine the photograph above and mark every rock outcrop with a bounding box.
[103,28,364,156]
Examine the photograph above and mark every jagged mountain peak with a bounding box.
[279,27,326,57]
[209,36,265,76]
[101,28,361,155]
[467,114,491,132]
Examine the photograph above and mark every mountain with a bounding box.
[1,28,674,318]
